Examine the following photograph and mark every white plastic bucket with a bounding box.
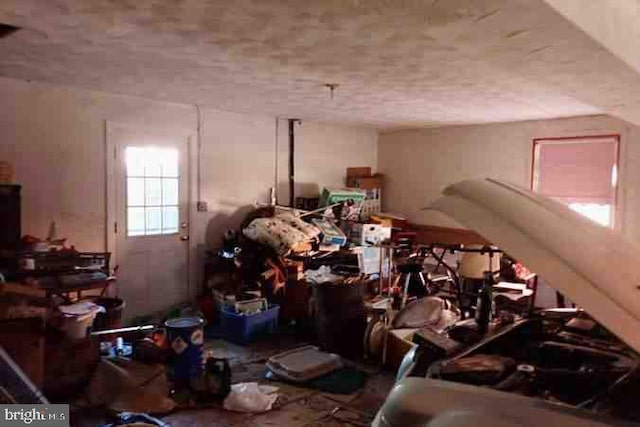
[60,311,97,339]
[58,301,104,340]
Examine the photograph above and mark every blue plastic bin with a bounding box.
[220,304,280,344]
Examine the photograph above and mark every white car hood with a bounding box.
[430,178,640,353]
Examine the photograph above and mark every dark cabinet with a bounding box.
[0,185,21,251]
[0,185,21,275]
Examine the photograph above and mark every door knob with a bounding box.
[180,235,190,241]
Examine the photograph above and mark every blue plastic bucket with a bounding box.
[165,316,205,380]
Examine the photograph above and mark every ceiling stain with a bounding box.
[474,9,501,23]
[505,29,529,39]
[0,23,21,38]
[528,45,553,55]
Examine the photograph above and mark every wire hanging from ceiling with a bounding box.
[324,83,339,100]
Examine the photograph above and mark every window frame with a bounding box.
[124,146,181,238]
[530,134,621,229]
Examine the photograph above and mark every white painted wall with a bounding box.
[378,115,640,243]
[295,121,378,196]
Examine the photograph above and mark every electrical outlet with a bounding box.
[197,201,208,212]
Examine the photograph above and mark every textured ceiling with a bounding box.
[1,0,640,128]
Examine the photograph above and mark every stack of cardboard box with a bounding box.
[346,167,383,219]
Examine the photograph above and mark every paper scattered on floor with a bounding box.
[223,382,279,413]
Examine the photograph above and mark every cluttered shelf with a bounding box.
[8,249,114,299]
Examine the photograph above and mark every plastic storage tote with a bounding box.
[220,304,280,344]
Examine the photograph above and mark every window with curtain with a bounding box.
[532,135,619,227]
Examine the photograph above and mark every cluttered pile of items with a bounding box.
[199,166,537,366]
[0,214,121,405]
[199,167,405,358]
[1,168,545,425]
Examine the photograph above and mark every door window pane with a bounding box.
[145,178,162,206]
[127,207,145,236]
[162,178,178,206]
[125,147,146,176]
[162,206,179,233]
[127,178,145,206]
[145,207,162,235]
[144,148,163,176]
[160,151,179,177]
[125,146,180,236]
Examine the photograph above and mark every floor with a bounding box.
[163,337,396,427]
[76,333,396,427]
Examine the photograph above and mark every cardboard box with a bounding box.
[385,328,419,371]
[319,187,366,207]
[361,199,382,218]
[351,223,392,246]
[357,247,391,275]
[346,167,372,178]
[312,218,348,246]
[346,175,383,191]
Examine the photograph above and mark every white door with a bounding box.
[109,126,191,322]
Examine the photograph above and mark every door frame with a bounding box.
[104,120,195,301]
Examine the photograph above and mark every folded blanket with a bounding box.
[243,214,319,254]
[277,212,321,238]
